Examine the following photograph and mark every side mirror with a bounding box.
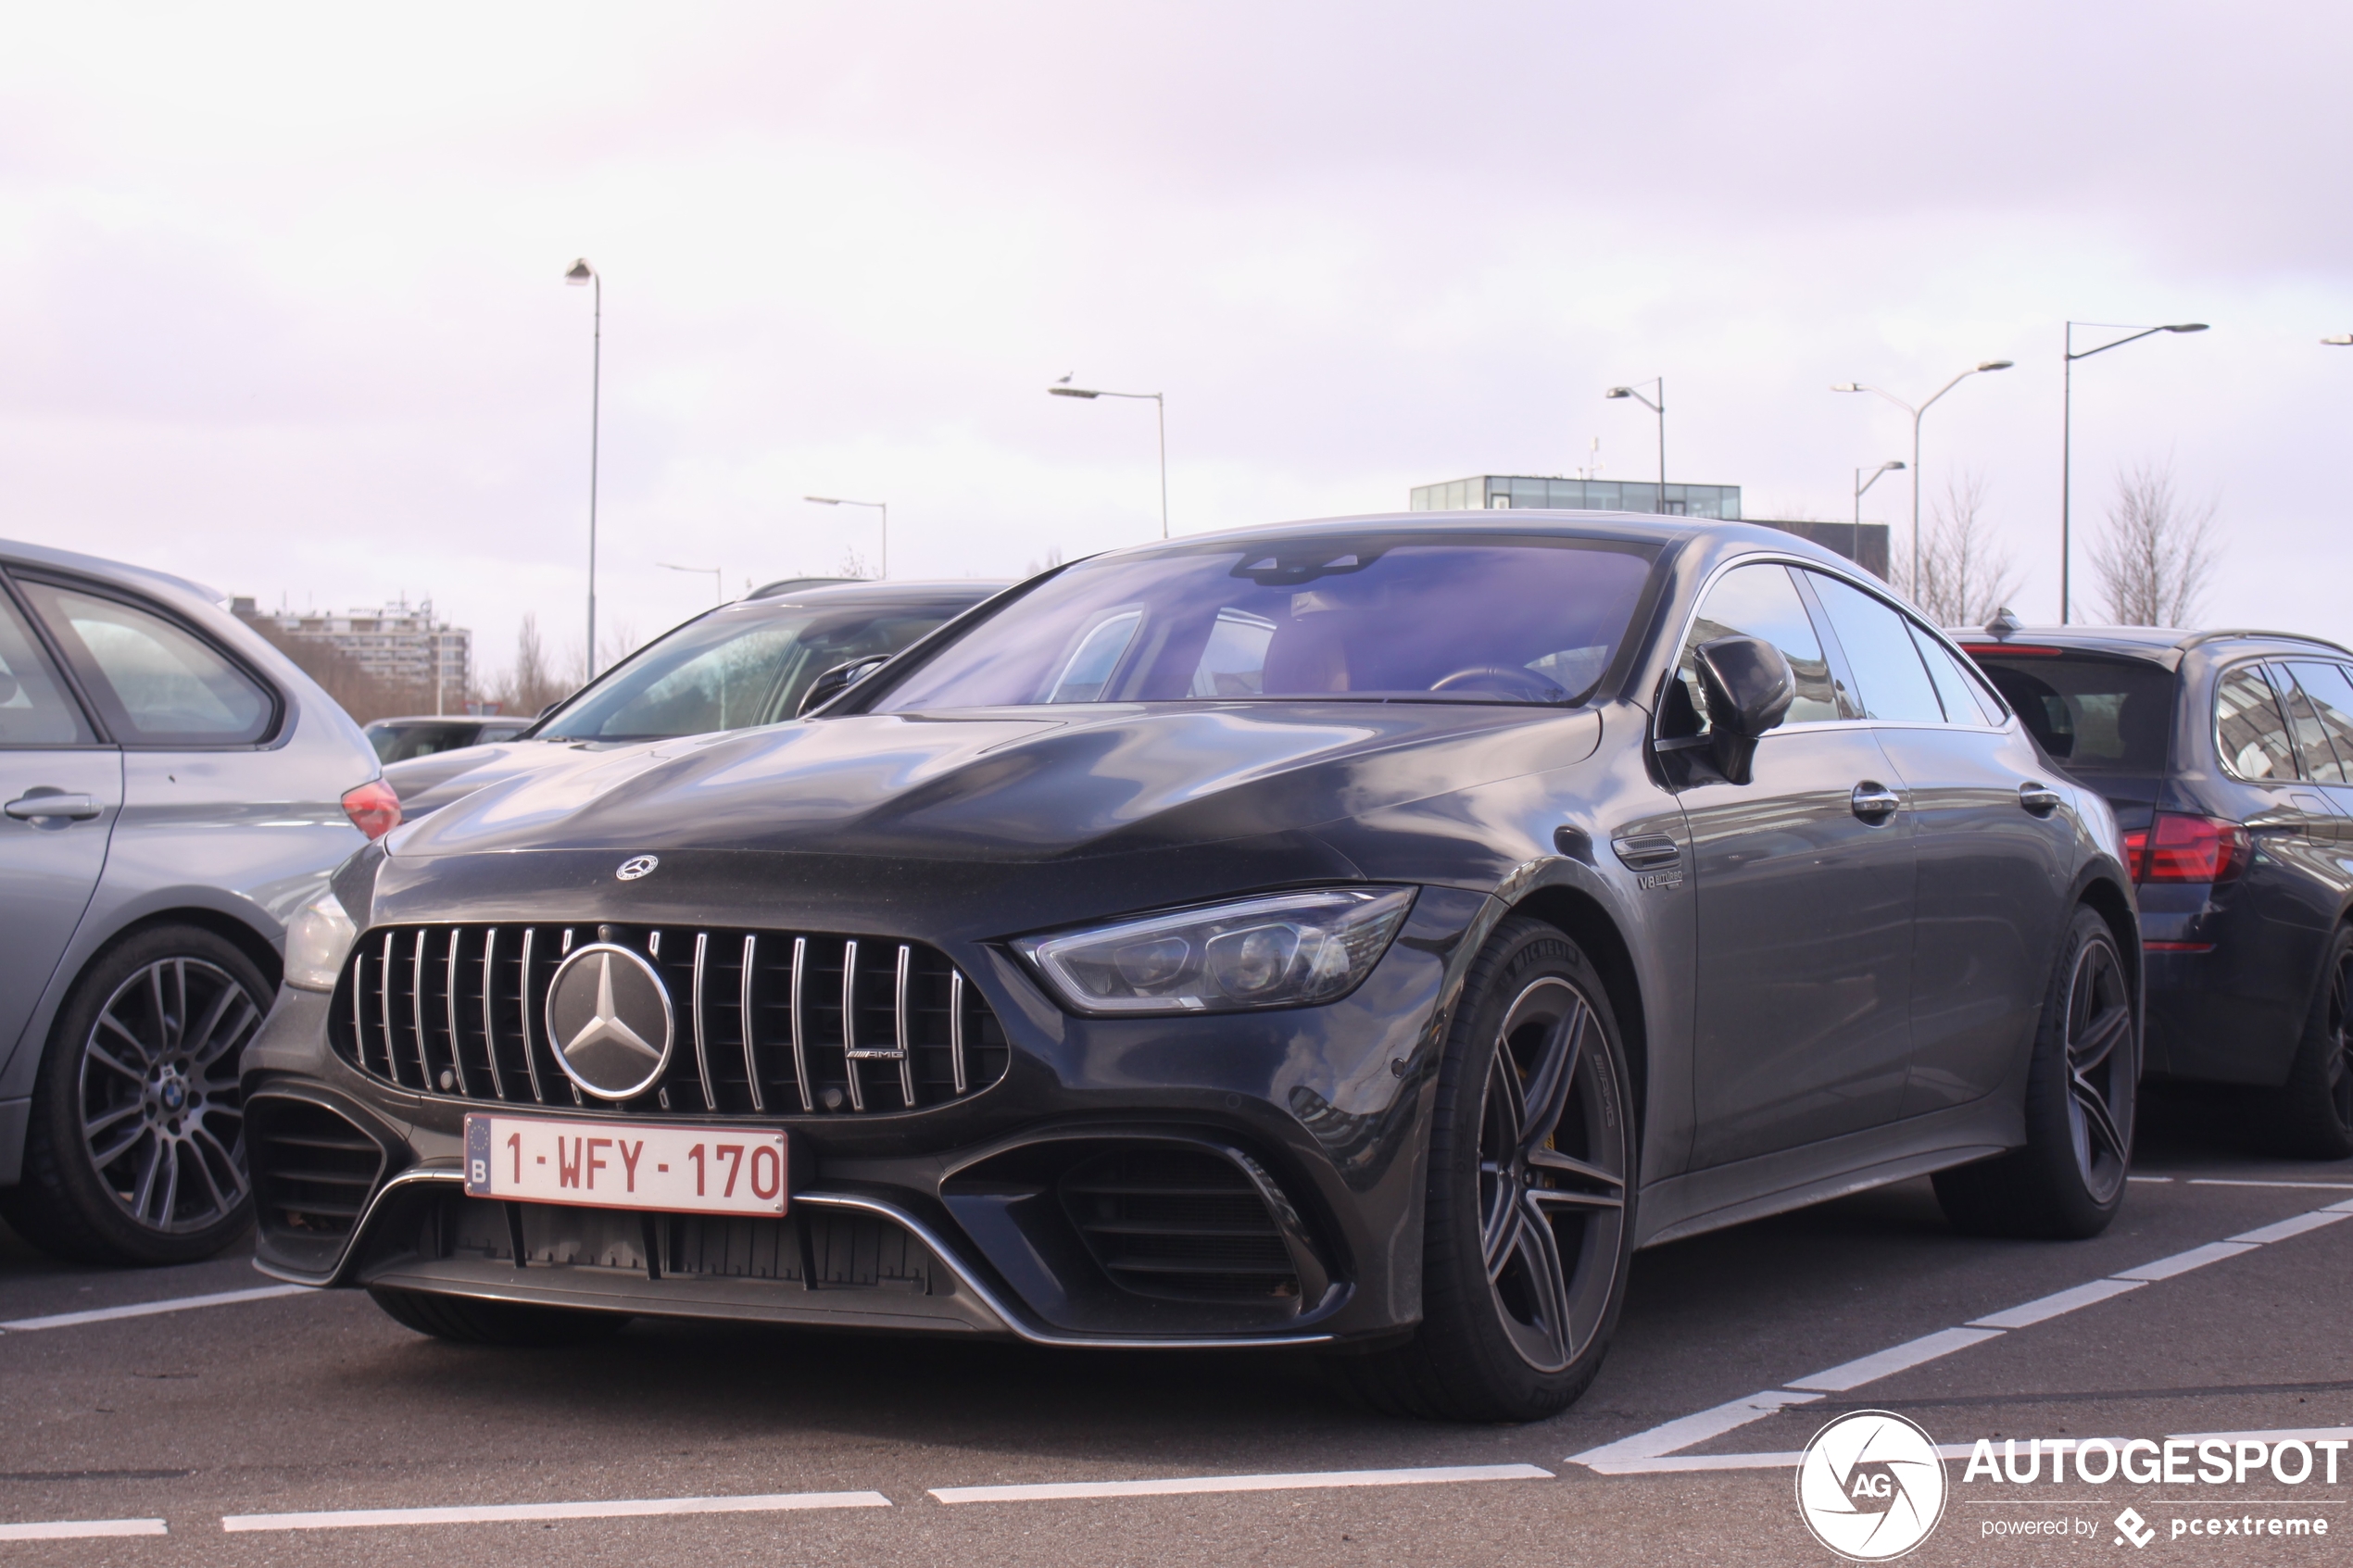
[1692,634,1794,785]
[798,655,890,718]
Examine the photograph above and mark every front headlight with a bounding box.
[1015,887,1416,1015]
[283,889,359,993]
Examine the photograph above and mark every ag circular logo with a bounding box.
[1795,1410,1947,1562]
[544,944,675,1099]
[615,854,659,882]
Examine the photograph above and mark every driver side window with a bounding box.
[1673,564,1840,734]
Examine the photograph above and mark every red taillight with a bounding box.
[2123,813,2250,884]
[342,779,402,841]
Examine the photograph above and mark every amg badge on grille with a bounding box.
[616,854,659,881]
[545,945,675,1099]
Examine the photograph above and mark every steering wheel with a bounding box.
[1428,665,1569,702]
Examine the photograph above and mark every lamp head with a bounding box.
[1048,386,1099,398]
[1604,386,1632,399]
[1977,359,2014,372]
[2162,322,2208,333]
[564,259,595,284]
[1888,459,1907,470]
[804,495,840,507]
[1831,383,1864,393]
[2325,335,2353,346]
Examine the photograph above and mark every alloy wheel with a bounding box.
[2062,937,2133,1202]
[1476,976,1629,1374]
[76,957,257,1236]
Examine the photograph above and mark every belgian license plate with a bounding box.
[463,1114,788,1217]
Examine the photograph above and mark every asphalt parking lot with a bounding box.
[4,1087,2348,1567]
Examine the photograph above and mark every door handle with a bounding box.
[2018,781,2064,816]
[1850,782,1901,821]
[5,792,102,822]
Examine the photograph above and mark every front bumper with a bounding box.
[239,884,1490,1348]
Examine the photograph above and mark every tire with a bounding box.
[0,925,267,1265]
[1343,917,1636,1422]
[369,1286,630,1347]
[2269,924,2353,1160]
[1935,905,2136,1239]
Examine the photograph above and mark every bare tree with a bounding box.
[1912,471,2020,629]
[1023,545,1065,576]
[2089,460,2219,627]
[491,612,570,719]
[837,546,875,580]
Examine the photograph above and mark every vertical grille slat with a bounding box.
[333,922,1003,1119]
[739,935,764,1114]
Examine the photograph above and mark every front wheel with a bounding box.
[1935,904,2136,1239]
[2268,924,2353,1160]
[1343,917,1636,1422]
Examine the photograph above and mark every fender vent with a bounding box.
[249,1098,384,1243]
[1061,1148,1299,1304]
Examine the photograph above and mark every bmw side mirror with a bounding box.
[799,656,891,718]
[1692,634,1794,786]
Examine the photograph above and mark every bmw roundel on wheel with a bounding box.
[241,511,2139,1418]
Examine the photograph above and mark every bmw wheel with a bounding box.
[1344,917,1635,1422]
[3,926,265,1265]
[1935,905,2136,1239]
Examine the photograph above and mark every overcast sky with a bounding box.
[3,3,2347,688]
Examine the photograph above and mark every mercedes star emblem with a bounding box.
[616,854,659,881]
[544,944,675,1099]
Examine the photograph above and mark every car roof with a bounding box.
[1102,508,1875,574]
[1,533,227,604]
[1950,623,2353,671]
[738,578,1011,608]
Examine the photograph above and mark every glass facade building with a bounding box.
[1410,475,1741,520]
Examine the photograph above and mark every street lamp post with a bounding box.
[804,496,887,578]
[1049,383,1166,539]
[659,562,724,607]
[1832,359,2013,600]
[2059,321,2208,624]
[564,258,602,677]
[1853,460,1906,571]
[1604,380,1666,508]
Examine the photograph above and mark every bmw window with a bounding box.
[19,580,275,746]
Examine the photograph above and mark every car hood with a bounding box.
[388,703,1602,865]
[384,738,649,819]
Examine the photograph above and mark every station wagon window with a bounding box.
[0,590,94,746]
[1968,650,2172,771]
[1675,562,1840,731]
[19,582,273,746]
[2285,663,2353,784]
[875,536,1656,710]
[1910,627,2006,725]
[2215,664,2296,781]
[1803,573,1945,724]
[2271,664,2347,783]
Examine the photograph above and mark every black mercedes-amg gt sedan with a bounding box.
[243,513,2139,1421]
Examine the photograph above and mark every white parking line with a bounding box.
[220,1491,891,1532]
[0,1518,168,1540]
[0,1285,308,1334]
[927,1463,1553,1504]
[1590,1427,2353,1477]
[1571,1193,2353,1470]
[2189,1178,2353,1190]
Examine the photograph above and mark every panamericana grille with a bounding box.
[330,922,1009,1115]
[1062,1148,1300,1303]
[249,1098,384,1238]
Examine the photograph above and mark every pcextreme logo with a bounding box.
[1796,1411,1949,1561]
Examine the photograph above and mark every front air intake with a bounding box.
[247,1096,386,1272]
[1061,1147,1301,1304]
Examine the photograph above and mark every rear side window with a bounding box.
[2287,663,2353,784]
[2271,664,2346,784]
[1678,562,1840,728]
[1970,652,2175,772]
[19,582,275,746]
[1910,628,2006,725]
[0,589,94,746]
[2214,664,2296,781]
[1804,573,1944,723]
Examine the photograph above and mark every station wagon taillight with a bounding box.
[2123,812,2250,884]
[341,779,402,840]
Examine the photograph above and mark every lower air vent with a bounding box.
[1061,1148,1300,1304]
[248,1097,385,1265]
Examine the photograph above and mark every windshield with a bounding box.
[536,599,968,742]
[1969,652,2175,771]
[875,535,1657,712]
